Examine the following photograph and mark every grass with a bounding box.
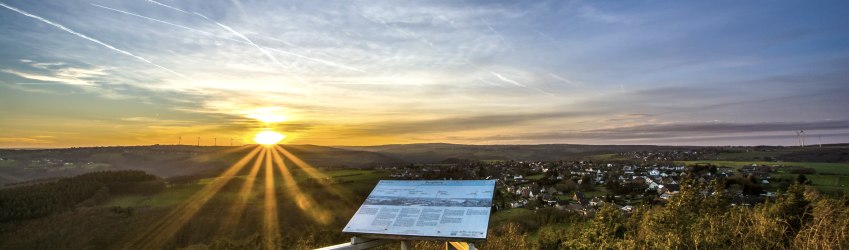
[713,151,782,161]
[588,154,620,160]
[771,173,849,194]
[583,187,609,198]
[105,169,387,208]
[0,160,16,168]
[491,208,534,224]
[106,184,202,207]
[680,160,849,175]
[683,160,849,195]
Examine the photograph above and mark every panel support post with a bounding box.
[400,240,411,250]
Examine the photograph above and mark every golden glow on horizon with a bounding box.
[253,131,285,145]
[247,113,287,123]
[246,107,288,123]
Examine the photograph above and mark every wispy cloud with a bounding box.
[0,2,188,79]
[96,3,366,74]
[480,18,514,51]
[489,71,553,96]
[146,0,190,15]
[0,136,53,144]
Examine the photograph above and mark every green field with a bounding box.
[107,184,202,207]
[770,173,849,194]
[712,151,782,161]
[679,160,849,175]
[491,208,534,224]
[681,160,849,194]
[0,159,15,168]
[106,169,387,208]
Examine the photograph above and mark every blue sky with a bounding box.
[1,0,848,147]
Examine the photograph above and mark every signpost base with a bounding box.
[315,236,393,250]
[315,237,478,250]
[446,242,476,250]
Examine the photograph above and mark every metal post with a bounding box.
[400,240,411,250]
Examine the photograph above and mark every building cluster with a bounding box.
[383,150,785,216]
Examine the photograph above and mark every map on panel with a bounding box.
[343,180,496,240]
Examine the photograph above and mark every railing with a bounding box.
[316,236,476,250]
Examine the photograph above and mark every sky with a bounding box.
[1,0,848,148]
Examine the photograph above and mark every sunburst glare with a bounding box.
[253,131,285,145]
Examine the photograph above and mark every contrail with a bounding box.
[146,0,290,72]
[490,71,554,97]
[91,4,212,36]
[262,46,368,73]
[489,71,527,88]
[0,2,188,79]
[193,12,286,67]
[142,0,366,73]
[549,73,581,87]
[145,0,283,67]
[146,0,190,14]
[481,18,514,51]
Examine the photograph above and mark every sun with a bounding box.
[253,131,285,145]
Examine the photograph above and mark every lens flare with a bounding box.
[253,131,285,145]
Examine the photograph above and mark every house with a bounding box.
[646,181,659,191]
[522,189,535,198]
[658,184,680,195]
[589,197,604,207]
[573,192,589,206]
[649,169,661,176]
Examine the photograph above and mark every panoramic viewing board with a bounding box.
[343,180,496,240]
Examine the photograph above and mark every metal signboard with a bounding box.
[343,180,496,241]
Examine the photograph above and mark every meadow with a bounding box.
[679,160,849,194]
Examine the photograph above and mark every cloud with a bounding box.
[349,110,593,135]
[3,69,95,86]
[1,60,111,86]
[0,2,188,79]
[470,120,849,143]
[0,136,53,144]
[1,0,847,146]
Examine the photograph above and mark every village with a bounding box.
[378,150,790,216]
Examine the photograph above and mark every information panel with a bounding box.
[343,180,496,240]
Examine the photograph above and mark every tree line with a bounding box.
[0,170,164,223]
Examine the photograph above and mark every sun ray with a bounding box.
[270,147,333,224]
[273,145,358,205]
[216,147,265,236]
[262,148,280,249]
[181,144,255,165]
[128,146,263,249]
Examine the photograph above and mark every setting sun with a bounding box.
[253,131,285,145]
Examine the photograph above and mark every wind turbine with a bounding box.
[801,129,806,147]
[796,130,802,147]
[178,136,182,145]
